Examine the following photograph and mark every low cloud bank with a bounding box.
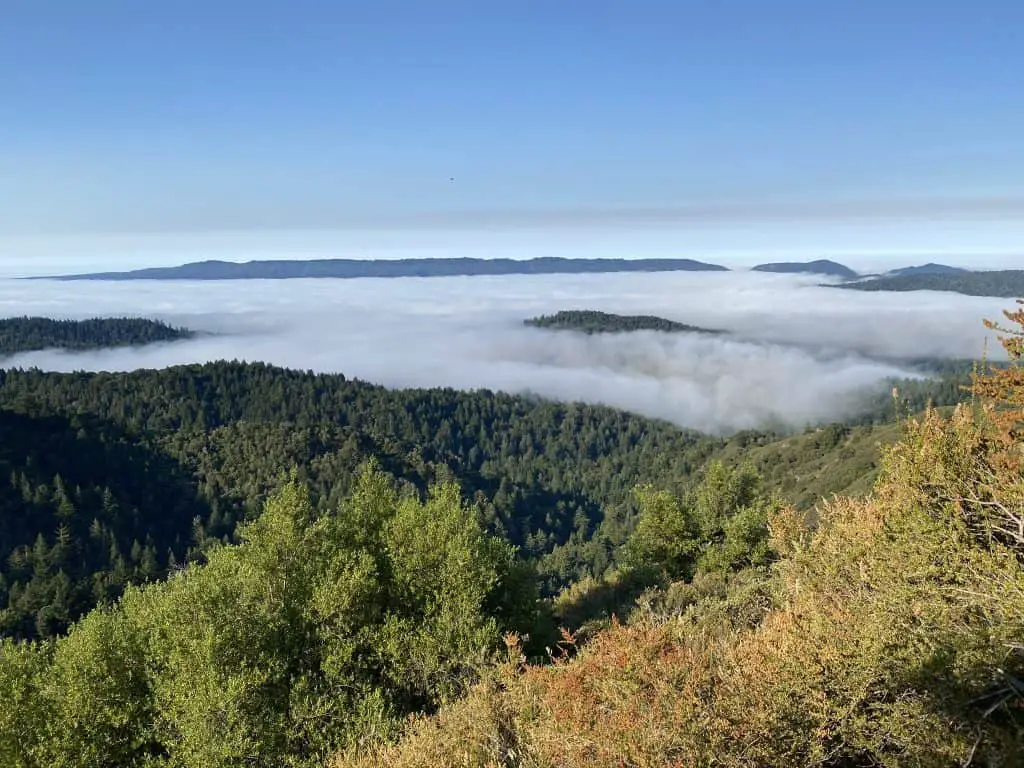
[0,272,1008,434]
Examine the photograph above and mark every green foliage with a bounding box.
[1,309,1020,766]
[0,410,215,640]
[621,486,695,578]
[557,462,781,636]
[0,638,51,767]
[0,465,540,767]
[335,303,1024,767]
[0,316,192,356]
[376,481,509,704]
[623,461,779,581]
[550,568,655,639]
[40,608,154,768]
[0,361,720,639]
[524,309,719,334]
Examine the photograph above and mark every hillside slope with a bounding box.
[710,420,903,509]
[337,349,1024,768]
[1,308,1017,766]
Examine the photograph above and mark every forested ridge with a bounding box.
[0,316,194,356]
[525,310,721,334]
[0,358,978,642]
[0,361,705,640]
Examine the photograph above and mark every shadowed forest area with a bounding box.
[0,341,983,640]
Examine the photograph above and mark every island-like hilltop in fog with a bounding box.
[525,310,723,335]
[752,259,859,279]
[0,317,194,356]
[40,257,730,281]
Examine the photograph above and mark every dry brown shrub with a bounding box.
[336,304,1024,768]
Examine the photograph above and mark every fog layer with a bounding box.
[0,272,1007,434]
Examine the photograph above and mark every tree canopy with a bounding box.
[0,354,982,640]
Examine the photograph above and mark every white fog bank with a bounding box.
[0,272,1010,433]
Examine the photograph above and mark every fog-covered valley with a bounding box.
[0,270,1007,433]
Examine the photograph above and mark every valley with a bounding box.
[4,3,1023,763]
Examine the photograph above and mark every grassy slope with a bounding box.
[712,421,903,510]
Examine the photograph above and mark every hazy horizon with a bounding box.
[2,224,1021,280]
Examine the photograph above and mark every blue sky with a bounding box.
[1,0,1022,268]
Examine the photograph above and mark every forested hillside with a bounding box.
[836,269,1024,297]
[0,362,714,639]
[0,317,193,356]
[0,358,973,640]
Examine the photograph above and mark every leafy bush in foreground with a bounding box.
[0,462,542,767]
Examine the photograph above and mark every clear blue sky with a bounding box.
[1,0,1023,246]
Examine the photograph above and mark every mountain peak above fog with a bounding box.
[751,259,859,279]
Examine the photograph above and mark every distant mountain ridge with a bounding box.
[751,259,858,279]
[37,257,731,281]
